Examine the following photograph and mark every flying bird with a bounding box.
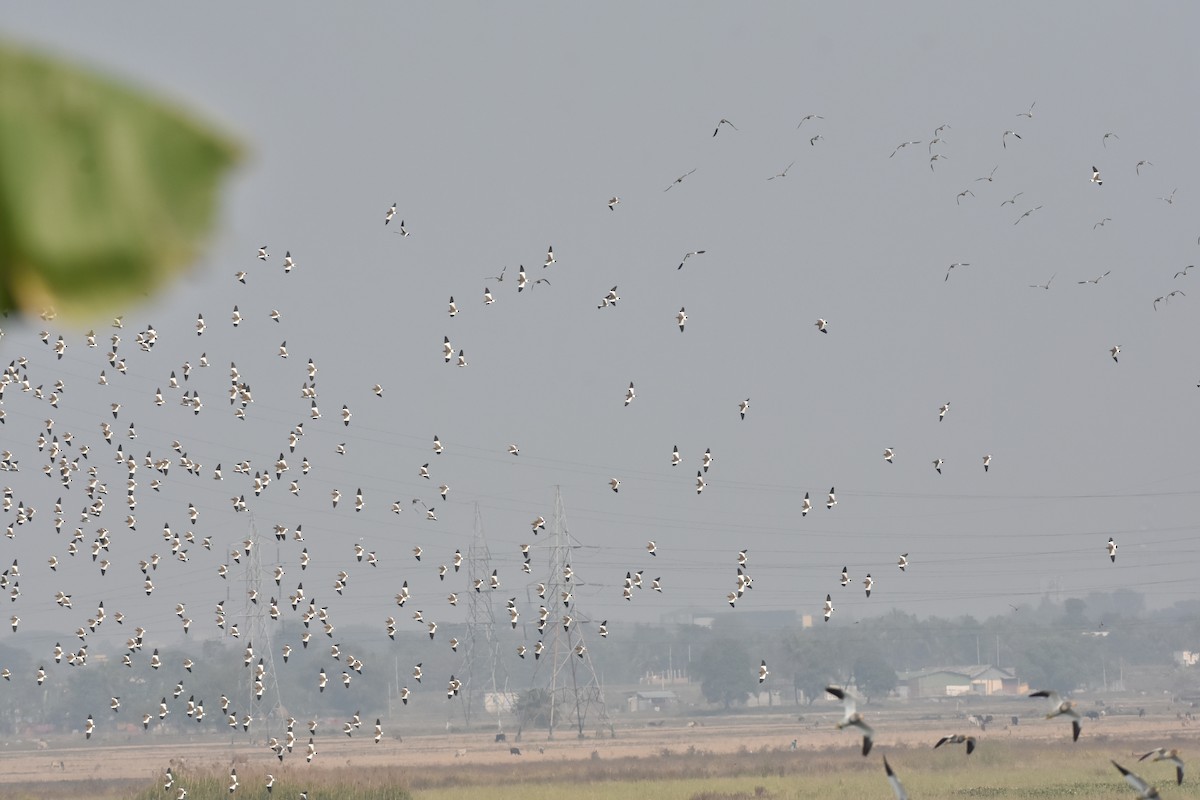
[1107,537,1118,562]
[1029,690,1081,741]
[1136,160,1153,175]
[826,686,873,756]
[934,733,976,755]
[883,756,908,800]
[385,203,396,224]
[1078,271,1111,284]
[889,140,921,158]
[1028,273,1054,290]
[1111,344,1121,362]
[767,161,795,180]
[1137,748,1184,786]
[945,263,969,281]
[796,114,824,128]
[678,250,706,270]
[712,118,737,137]
[664,168,697,191]
[1091,166,1103,185]
[1002,130,1021,148]
[1016,101,1036,118]
[1103,132,1119,147]
[1015,205,1045,225]
[1112,761,1163,799]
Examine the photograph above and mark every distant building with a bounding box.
[897,665,1019,698]
[1174,651,1199,667]
[627,690,678,713]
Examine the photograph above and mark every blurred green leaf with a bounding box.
[0,43,240,321]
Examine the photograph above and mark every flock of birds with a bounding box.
[0,95,1192,800]
[822,684,1185,799]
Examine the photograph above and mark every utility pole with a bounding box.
[515,487,612,741]
[237,511,283,744]
[459,502,509,730]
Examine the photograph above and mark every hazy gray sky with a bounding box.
[2,3,1200,659]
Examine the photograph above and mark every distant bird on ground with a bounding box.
[934,733,976,754]
[1107,537,1118,562]
[1112,760,1162,799]
[884,756,908,800]
[1137,748,1184,786]
[713,118,737,137]
[826,686,873,756]
[1030,690,1081,741]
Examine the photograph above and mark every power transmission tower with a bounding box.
[458,502,510,730]
[516,487,613,741]
[237,512,284,743]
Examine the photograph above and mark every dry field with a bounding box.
[1,707,1197,799]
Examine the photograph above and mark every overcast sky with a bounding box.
[2,3,1200,659]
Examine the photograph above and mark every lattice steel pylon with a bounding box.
[458,502,510,729]
[237,512,284,743]
[516,486,613,740]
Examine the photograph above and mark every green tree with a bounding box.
[852,652,897,702]
[694,637,756,710]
